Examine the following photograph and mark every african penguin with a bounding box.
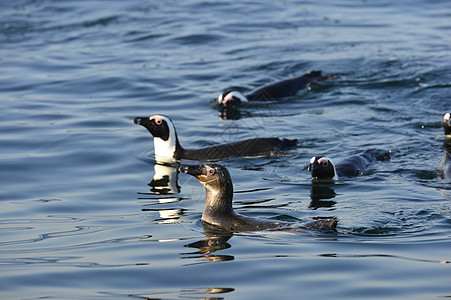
[133,114,297,162]
[217,70,331,107]
[440,112,451,178]
[308,149,391,180]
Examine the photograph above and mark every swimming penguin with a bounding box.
[308,149,391,180]
[133,115,297,162]
[440,113,451,178]
[217,70,331,107]
[443,112,451,136]
[179,163,338,232]
[439,150,451,178]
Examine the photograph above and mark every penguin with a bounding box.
[308,149,391,180]
[440,112,451,178]
[217,70,331,107]
[179,163,338,232]
[443,112,451,136]
[133,114,297,162]
[439,150,451,178]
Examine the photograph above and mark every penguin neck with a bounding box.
[153,132,184,161]
[330,159,339,180]
[320,157,339,180]
[445,125,451,136]
[202,179,235,225]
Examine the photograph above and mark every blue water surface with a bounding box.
[1,0,450,299]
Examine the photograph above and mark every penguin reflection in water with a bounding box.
[308,149,391,180]
[179,163,338,232]
[183,235,234,263]
[148,162,180,195]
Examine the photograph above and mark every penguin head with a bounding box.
[308,156,337,180]
[133,114,178,159]
[179,164,231,188]
[133,115,174,140]
[179,163,235,204]
[217,90,248,107]
[444,113,451,136]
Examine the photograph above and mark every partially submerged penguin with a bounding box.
[440,150,451,178]
[443,112,451,136]
[179,163,338,232]
[440,113,451,178]
[133,115,297,162]
[217,70,331,107]
[308,149,391,180]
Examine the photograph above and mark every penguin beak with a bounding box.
[308,162,321,178]
[133,116,158,137]
[179,165,204,176]
[222,97,241,108]
[133,117,150,127]
[309,164,316,174]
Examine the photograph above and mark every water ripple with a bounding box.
[1,0,451,299]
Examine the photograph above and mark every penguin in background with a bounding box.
[308,149,391,180]
[440,112,451,178]
[217,70,332,108]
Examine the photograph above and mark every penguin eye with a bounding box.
[155,119,162,125]
[322,161,329,167]
[206,166,216,176]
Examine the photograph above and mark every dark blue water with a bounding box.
[1,0,450,299]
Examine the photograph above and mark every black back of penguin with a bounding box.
[246,70,328,101]
[336,149,390,178]
[181,137,297,161]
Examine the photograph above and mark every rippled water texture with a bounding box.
[1,0,450,299]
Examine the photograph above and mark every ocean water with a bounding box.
[1,0,450,299]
